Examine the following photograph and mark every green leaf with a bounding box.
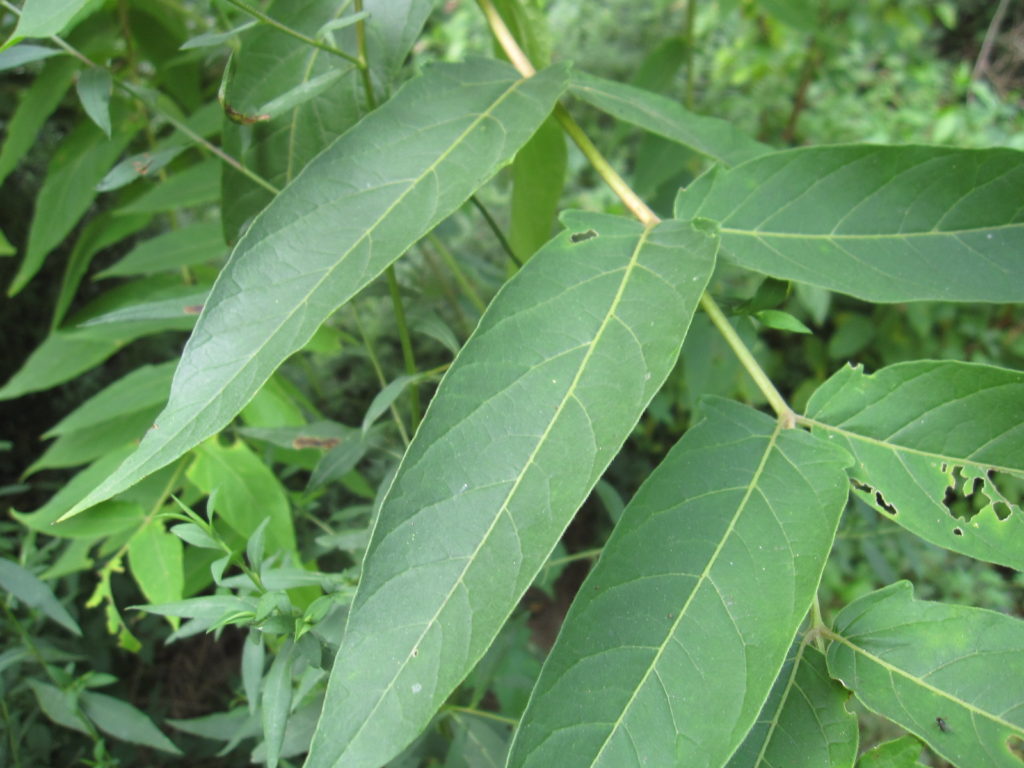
[186,437,297,555]
[0,230,13,258]
[0,557,82,635]
[754,309,813,334]
[96,146,186,192]
[804,361,1024,571]
[506,398,850,767]
[242,631,265,713]
[674,145,1024,303]
[446,713,511,768]
[0,322,181,401]
[361,374,420,433]
[79,289,208,326]
[728,643,857,767]
[52,211,152,329]
[2,0,93,50]
[306,213,717,768]
[75,66,112,137]
[179,20,257,50]
[309,434,368,491]
[856,735,926,768]
[28,680,89,734]
[95,219,224,278]
[65,59,568,521]
[827,581,1024,768]
[128,521,185,612]
[0,55,77,187]
[116,157,220,215]
[570,70,771,168]
[510,115,566,262]
[43,362,174,438]
[8,108,139,296]
[262,640,294,768]
[81,690,183,755]
[0,43,62,71]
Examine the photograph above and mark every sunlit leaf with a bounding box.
[828,581,1024,768]
[64,59,568,521]
[306,213,718,768]
[507,398,850,767]
[674,145,1024,302]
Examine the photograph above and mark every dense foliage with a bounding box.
[1,1,1023,766]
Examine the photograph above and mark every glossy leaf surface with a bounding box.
[804,361,1024,570]
[828,582,1024,768]
[306,212,717,768]
[64,59,568,520]
[728,644,857,767]
[570,70,770,167]
[508,398,850,768]
[674,146,1024,302]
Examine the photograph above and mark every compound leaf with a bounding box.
[804,361,1024,571]
[674,146,1024,303]
[62,59,568,521]
[507,398,850,767]
[828,582,1024,768]
[305,213,717,767]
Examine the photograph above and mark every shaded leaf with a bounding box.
[65,59,568,520]
[728,643,857,767]
[362,374,420,433]
[507,398,850,767]
[52,211,152,328]
[827,581,1024,768]
[262,640,294,768]
[79,289,209,326]
[0,55,77,186]
[570,70,771,168]
[8,107,139,295]
[75,66,112,136]
[306,213,718,768]
[116,157,220,214]
[446,712,511,768]
[0,557,82,635]
[674,145,1024,303]
[804,361,1024,570]
[81,690,183,755]
[95,218,224,278]
[510,114,566,262]
[0,43,62,71]
[179,20,257,50]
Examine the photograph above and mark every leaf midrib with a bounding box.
[338,223,658,762]
[588,420,783,766]
[721,222,1021,240]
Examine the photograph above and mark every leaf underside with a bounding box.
[508,398,850,768]
[305,213,718,768]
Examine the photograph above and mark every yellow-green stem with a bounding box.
[223,0,362,66]
[478,0,795,424]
